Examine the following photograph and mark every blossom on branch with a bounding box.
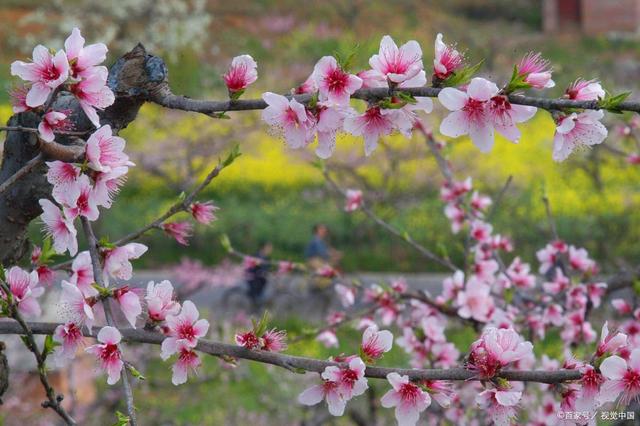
[515,52,555,89]
[10,45,69,107]
[312,56,362,106]
[190,201,219,225]
[145,280,180,322]
[38,111,71,143]
[552,110,608,162]
[1,266,43,317]
[162,221,193,246]
[380,372,431,426]
[64,27,108,79]
[39,199,78,256]
[85,326,124,385]
[369,35,424,86]
[161,300,209,359]
[223,55,258,96]
[433,33,464,81]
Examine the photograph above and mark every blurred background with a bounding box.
[1,0,640,424]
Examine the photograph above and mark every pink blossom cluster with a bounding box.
[11,28,114,132]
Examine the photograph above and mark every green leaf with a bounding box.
[633,280,640,297]
[211,112,231,119]
[112,411,130,426]
[43,334,60,358]
[230,89,245,100]
[442,60,484,88]
[253,310,270,336]
[222,144,242,168]
[598,91,631,114]
[126,363,146,381]
[396,91,417,105]
[177,191,186,202]
[504,64,531,93]
[0,267,5,281]
[333,43,360,72]
[92,283,112,298]
[98,237,116,250]
[219,234,232,252]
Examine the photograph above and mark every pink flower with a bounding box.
[64,28,108,79]
[316,330,339,348]
[321,357,368,400]
[85,125,131,172]
[552,110,608,162]
[335,284,356,307]
[343,106,395,156]
[2,266,43,317]
[599,348,640,405]
[298,378,346,416]
[542,269,569,294]
[69,251,97,297]
[516,52,555,89]
[381,372,431,426]
[38,111,71,143]
[314,103,348,159]
[262,92,314,149]
[612,299,633,315]
[92,166,129,208]
[36,265,55,287]
[113,286,142,328]
[568,245,596,273]
[596,322,628,358]
[369,35,424,85]
[102,243,148,283]
[438,78,498,152]
[235,331,261,349]
[162,222,193,246]
[10,45,69,107]
[361,326,393,362]
[357,69,386,88]
[468,327,533,378]
[565,79,605,101]
[470,191,492,212]
[344,189,363,212]
[60,280,95,329]
[145,280,180,322]
[475,387,521,426]
[433,33,464,81]
[488,95,537,142]
[441,178,472,201]
[171,340,201,385]
[9,85,29,113]
[53,322,84,364]
[470,220,492,243]
[575,364,605,411]
[261,329,288,352]
[161,301,209,358]
[444,203,465,233]
[85,326,123,385]
[60,174,100,221]
[587,282,607,308]
[69,66,115,127]
[190,201,218,224]
[627,153,640,165]
[421,380,453,408]
[39,199,78,256]
[456,281,493,322]
[482,327,533,365]
[223,55,258,94]
[46,160,81,203]
[312,56,362,105]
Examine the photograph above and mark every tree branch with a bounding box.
[0,320,582,384]
[150,86,640,115]
[0,282,76,425]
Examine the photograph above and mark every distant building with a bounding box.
[543,0,640,34]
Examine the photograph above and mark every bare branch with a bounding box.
[0,320,583,384]
[0,281,76,425]
[150,86,640,115]
[0,154,44,196]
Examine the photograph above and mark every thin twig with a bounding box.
[0,320,583,384]
[323,170,457,272]
[0,281,76,425]
[542,194,560,242]
[80,217,138,426]
[0,126,89,136]
[0,153,44,196]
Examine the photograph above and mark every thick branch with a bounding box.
[0,320,582,384]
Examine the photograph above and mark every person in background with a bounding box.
[305,224,342,267]
[304,224,341,314]
[245,242,273,310]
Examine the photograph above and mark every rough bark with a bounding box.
[0,44,168,265]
